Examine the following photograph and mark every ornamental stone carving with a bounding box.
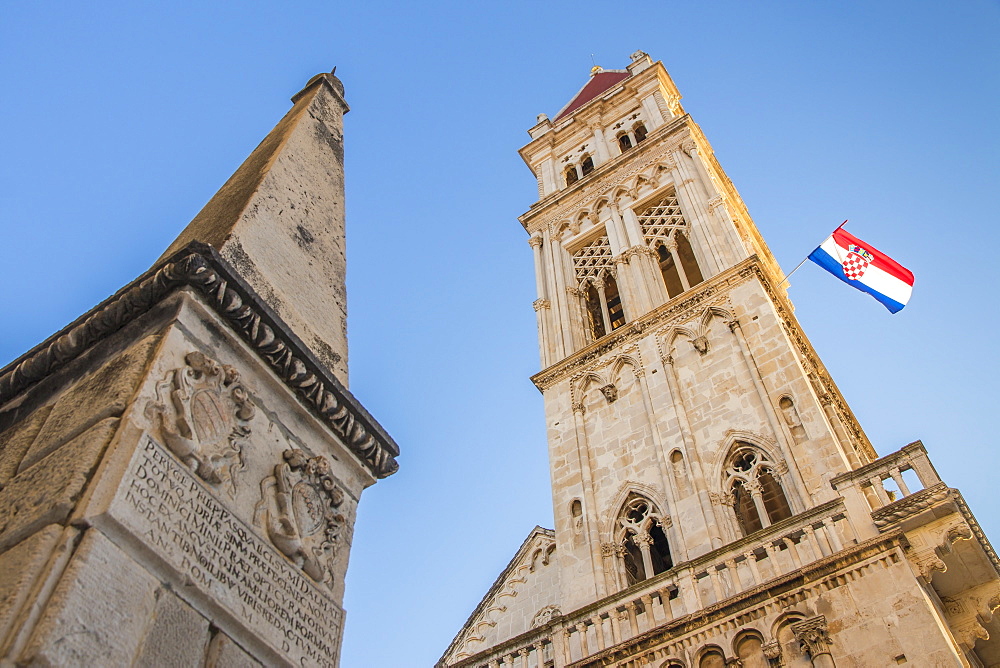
[761,639,781,661]
[691,336,710,355]
[600,383,619,403]
[530,605,562,628]
[791,615,832,658]
[254,449,347,588]
[145,351,254,495]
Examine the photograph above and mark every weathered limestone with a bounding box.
[0,70,397,666]
[441,52,999,668]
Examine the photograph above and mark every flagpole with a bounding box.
[776,220,849,288]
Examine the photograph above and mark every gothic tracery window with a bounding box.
[637,191,704,298]
[724,445,793,535]
[573,235,627,340]
[616,494,673,586]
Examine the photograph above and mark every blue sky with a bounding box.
[1,2,998,665]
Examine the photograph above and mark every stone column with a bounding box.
[533,641,546,668]
[518,647,530,668]
[743,550,762,585]
[633,532,656,581]
[746,479,772,529]
[791,615,835,667]
[889,466,911,496]
[596,282,613,334]
[547,232,572,358]
[576,622,589,658]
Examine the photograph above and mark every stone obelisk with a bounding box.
[0,70,397,667]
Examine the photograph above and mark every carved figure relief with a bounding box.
[145,351,254,495]
[778,396,807,443]
[254,449,347,588]
[600,383,619,403]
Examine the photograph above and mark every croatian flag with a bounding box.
[807,226,914,313]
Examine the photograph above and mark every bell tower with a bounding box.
[521,50,867,611]
[441,52,1000,668]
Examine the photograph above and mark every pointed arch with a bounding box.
[600,481,668,540]
[609,354,643,385]
[718,437,794,535]
[574,371,608,405]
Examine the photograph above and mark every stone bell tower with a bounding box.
[440,52,1000,668]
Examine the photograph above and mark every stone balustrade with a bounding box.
[830,441,939,540]
[454,501,854,668]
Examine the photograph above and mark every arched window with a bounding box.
[637,192,704,299]
[634,122,648,143]
[734,632,770,668]
[698,648,727,668]
[618,133,633,152]
[565,165,579,186]
[616,495,672,586]
[723,445,793,535]
[581,155,594,176]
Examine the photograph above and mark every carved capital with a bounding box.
[572,402,586,415]
[528,235,543,249]
[710,491,735,507]
[532,298,551,312]
[707,196,726,212]
[761,639,781,660]
[791,615,832,657]
[632,531,654,548]
[681,140,698,156]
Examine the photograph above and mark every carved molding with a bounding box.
[253,449,347,588]
[531,259,754,391]
[872,482,951,529]
[145,351,254,495]
[0,243,399,478]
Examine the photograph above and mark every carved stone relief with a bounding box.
[531,605,562,628]
[145,351,255,496]
[254,449,347,588]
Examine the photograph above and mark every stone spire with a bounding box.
[159,69,351,382]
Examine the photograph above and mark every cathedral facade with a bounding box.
[440,52,1000,668]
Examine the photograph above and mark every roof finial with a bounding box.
[590,53,602,75]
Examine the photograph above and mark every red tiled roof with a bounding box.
[554,70,631,121]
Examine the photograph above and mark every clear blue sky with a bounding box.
[1,2,998,666]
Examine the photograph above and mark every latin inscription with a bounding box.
[109,437,342,667]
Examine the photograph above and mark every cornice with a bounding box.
[0,242,399,479]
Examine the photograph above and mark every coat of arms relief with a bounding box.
[254,449,347,588]
[145,351,255,496]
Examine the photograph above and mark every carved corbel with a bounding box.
[599,383,618,403]
[761,639,781,664]
[691,336,710,356]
